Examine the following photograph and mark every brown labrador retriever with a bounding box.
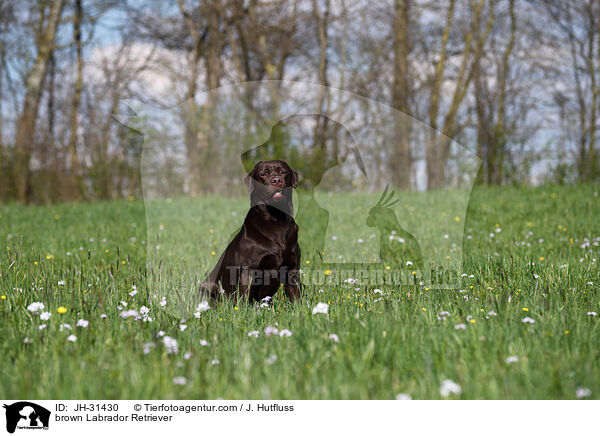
[203,160,301,302]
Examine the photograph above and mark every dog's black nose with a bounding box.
[271,176,283,187]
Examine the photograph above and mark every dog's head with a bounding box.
[245,160,298,211]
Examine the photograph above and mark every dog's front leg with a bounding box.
[284,246,302,301]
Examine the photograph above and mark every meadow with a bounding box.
[1,184,599,399]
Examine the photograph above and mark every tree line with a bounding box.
[0,0,599,203]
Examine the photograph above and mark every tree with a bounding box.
[13,0,65,202]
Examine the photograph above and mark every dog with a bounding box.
[203,160,301,302]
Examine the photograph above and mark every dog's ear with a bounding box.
[244,173,254,193]
[291,169,299,188]
[244,161,263,192]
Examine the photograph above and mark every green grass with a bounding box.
[1,184,599,399]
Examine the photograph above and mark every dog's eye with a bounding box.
[280,170,287,175]
[260,171,268,176]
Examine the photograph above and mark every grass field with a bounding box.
[1,184,599,399]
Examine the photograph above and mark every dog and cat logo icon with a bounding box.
[3,402,50,433]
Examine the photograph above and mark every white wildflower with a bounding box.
[27,302,45,313]
[76,319,89,328]
[312,302,329,315]
[163,336,179,354]
[439,379,462,398]
[576,387,592,399]
[172,376,187,385]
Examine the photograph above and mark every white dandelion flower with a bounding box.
[27,302,45,313]
[279,329,292,337]
[66,335,77,342]
[521,317,535,324]
[172,376,187,385]
[120,310,140,319]
[248,330,260,338]
[39,311,51,321]
[395,393,412,400]
[439,379,461,398]
[329,334,339,343]
[210,359,220,365]
[196,301,210,312]
[39,324,46,330]
[59,323,72,331]
[266,354,278,365]
[505,356,519,364]
[454,323,466,330]
[76,319,89,328]
[312,302,329,315]
[199,339,210,346]
[163,336,178,354]
[184,352,193,360]
[179,324,187,332]
[576,387,592,399]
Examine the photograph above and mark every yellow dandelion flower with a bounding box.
[211,251,216,255]
[54,214,60,220]
[421,307,426,311]
[234,306,238,310]
[564,330,569,335]
[385,265,391,270]
[57,306,67,314]
[454,216,461,222]
[1,295,6,300]
[324,270,332,276]
[539,257,544,261]
[522,307,529,311]
[305,260,310,264]
[469,319,476,324]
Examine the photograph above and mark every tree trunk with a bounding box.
[391,0,411,190]
[67,0,83,199]
[13,0,64,203]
